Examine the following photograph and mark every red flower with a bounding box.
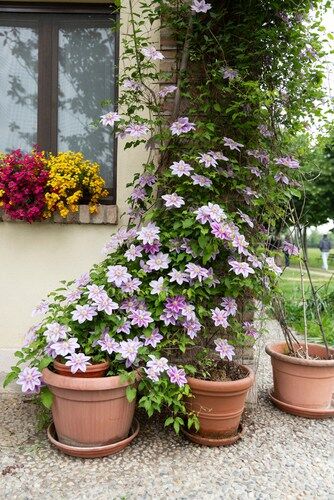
[0,149,49,223]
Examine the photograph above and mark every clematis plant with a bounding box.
[4,0,328,432]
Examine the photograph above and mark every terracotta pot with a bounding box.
[186,365,254,444]
[266,342,334,416]
[43,368,137,448]
[53,359,109,378]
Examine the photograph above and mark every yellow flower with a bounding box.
[45,151,107,217]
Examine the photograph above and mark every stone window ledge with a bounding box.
[0,204,118,225]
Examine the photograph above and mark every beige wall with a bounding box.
[0,0,153,372]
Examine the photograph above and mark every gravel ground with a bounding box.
[1,320,334,500]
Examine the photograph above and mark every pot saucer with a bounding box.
[47,418,140,458]
[181,424,244,447]
[268,389,334,419]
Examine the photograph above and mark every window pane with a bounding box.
[58,25,115,187]
[0,24,38,152]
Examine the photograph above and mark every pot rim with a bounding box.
[187,363,254,391]
[42,367,139,391]
[53,359,110,372]
[265,342,334,367]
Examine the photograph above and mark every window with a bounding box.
[0,3,117,200]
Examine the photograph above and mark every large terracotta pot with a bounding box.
[266,342,334,418]
[53,359,110,378]
[43,368,137,448]
[185,364,254,445]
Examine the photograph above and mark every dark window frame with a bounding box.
[0,3,118,203]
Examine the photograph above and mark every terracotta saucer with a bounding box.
[181,424,244,447]
[268,389,334,419]
[47,419,140,458]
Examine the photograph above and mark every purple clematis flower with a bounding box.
[137,223,160,245]
[191,174,212,187]
[149,277,165,295]
[274,172,290,185]
[31,300,49,317]
[124,123,150,139]
[191,0,212,13]
[161,193,185,208]
[167,366,187,387]
[72,304,98,323]
[170,160,194,177]
[223,137,244,151]
[141,46,164,60]
[197,153,218,168]
[275,156,300,169]
[243,322,259,339]
[147,355,169,373]
[129,309,154,328]
[158,85,177,98]
[107,265,132,287]
[168,268,189,285]
[221,297,237,316]
[118,337,143,367]
[147,252,171,272]
[141,328,163,348]
[229,260,255,278]
[222,67,239,80]
[211,307,230,328]
[65,353,91,374]
[214,339,235,361]
[51,337,80,357]
[75,272,90,288]
[170,117,196,136]
[43,322,68,343]
[100,111,121,127]
[97,332,120,354]
[17,366,43,394]
[185,263,209,282]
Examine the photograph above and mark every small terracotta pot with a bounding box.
[43,368,138,448]
[53,359,110,378]
[266,342,334,416]
[186,365,254,444]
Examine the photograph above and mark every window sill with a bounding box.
[0,204,118,225]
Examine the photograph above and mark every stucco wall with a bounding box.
[0,0,152,373]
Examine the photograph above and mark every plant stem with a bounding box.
[299,252,309,358]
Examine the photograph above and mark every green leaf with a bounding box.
[14,351,24,359]
[164,416,174,427]
[173,419,180,434]
[2,370,18,388]
[182,218,193,229]
[40,387,53,409]
[38,356,53,371]
[126,386,137,403]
